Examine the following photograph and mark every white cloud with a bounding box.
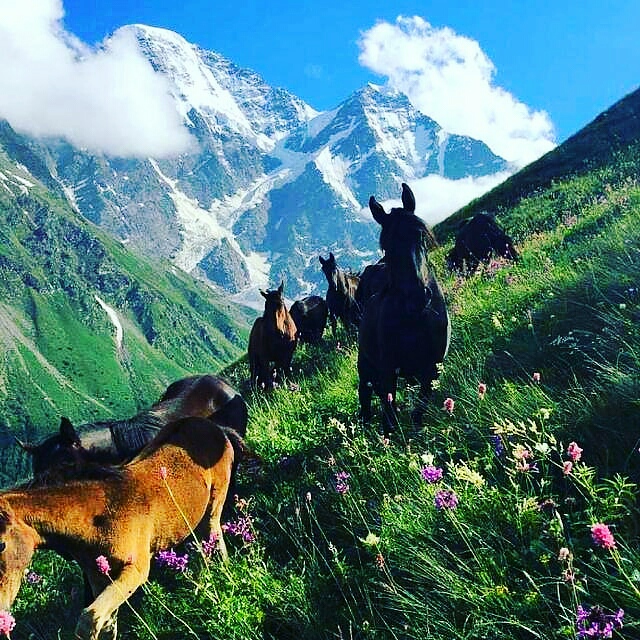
[358,16,556,168]
[0,0,194,157]
[359,173,512,227]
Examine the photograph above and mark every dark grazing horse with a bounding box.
[447,212,518,274]
[248,282,297,389]
[319,252,361,336]
[17,374,248,477]
[358,183,451,436]
[289,295,329,344]
[0,416,235,640]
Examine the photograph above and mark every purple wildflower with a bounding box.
[420,465,444,483]
[201,532,219,557]
[222,516,256,544]
[26,571,42,585]
[434,489,458,510]
[576,605,623,638]
[490,435,504,457]
[334,471,350,495]
[155,549,189,572]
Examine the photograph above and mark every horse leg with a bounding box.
[76,560,150,640]
[357,354,374,424]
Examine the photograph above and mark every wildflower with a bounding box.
[512,443,531,460]
[0,611,15,636]
[25,571,42,584]
[375,553,385,570]
[305,491,312,502]
[558,547,571,562]
[420,465,443,483]
[567,441,583,462]
[360,532,381,546]
[451,461,485,487]
[591,523,616,550]
[95,555,110,575]
[490,435,504,457]
[334,471,350,494]
[155,549,189,572]
[159,466,168,480]
[434,489,458,510]
[201,532,219,557]
[576,604,623,638]
[222,516,256,543]
[563,460,573,475]
[532,372,541,383]
[477,382,487,398]
[563,568,575,583]
[443,397,455,414]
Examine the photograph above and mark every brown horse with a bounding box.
[0,416,234,640]
[358,183,451,436]
[18,374,248,478]
[248,282,297,390]
[319,252,361,336]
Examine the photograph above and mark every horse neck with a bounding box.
[266,304,294,336]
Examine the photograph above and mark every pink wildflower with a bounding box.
[95,555,111,575]
[567,441,583,462]
[591,523,616,550]
[159,466,168,480]
[443,397,455,414]
[563,460,573,475]
[477,382,487,398]
[375,553,385,570]
[0,611,15,637]
[532,372,541,383]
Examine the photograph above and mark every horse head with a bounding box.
[0,505,38,614]
[17,417,86,477]
[319,253,339,290]
[368,183,437,284]
[260,281,287,315]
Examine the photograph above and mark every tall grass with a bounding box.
[9,160,640,639]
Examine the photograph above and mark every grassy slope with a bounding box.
[11,144,640,638]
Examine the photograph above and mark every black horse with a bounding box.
[358,183,451,436]
[17,374,248,476]
[290,295,329,344]
[319,252,361,336]
[447,212,518,273]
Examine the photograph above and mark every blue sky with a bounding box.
[60,0,640,145]
[0,0,639,169]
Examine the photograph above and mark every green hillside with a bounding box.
[0,150,254,481]
[8,122,640,637]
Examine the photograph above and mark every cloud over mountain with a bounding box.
[0,0,194,157]
[358,15,556,168]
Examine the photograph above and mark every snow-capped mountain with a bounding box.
[1,24,508,301]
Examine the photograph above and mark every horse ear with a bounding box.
[260,289,268,299]
[59,417,80,445]
[14,436,35,454]
[369,196,387,225]
[329,252,335,262]
[401,183,416,213]
[318,255,326,265]
[278,281,284,295]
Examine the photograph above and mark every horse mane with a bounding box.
[104,413,165,458]
[20,461,125,488]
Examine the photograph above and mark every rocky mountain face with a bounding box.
[3,24,508,301]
